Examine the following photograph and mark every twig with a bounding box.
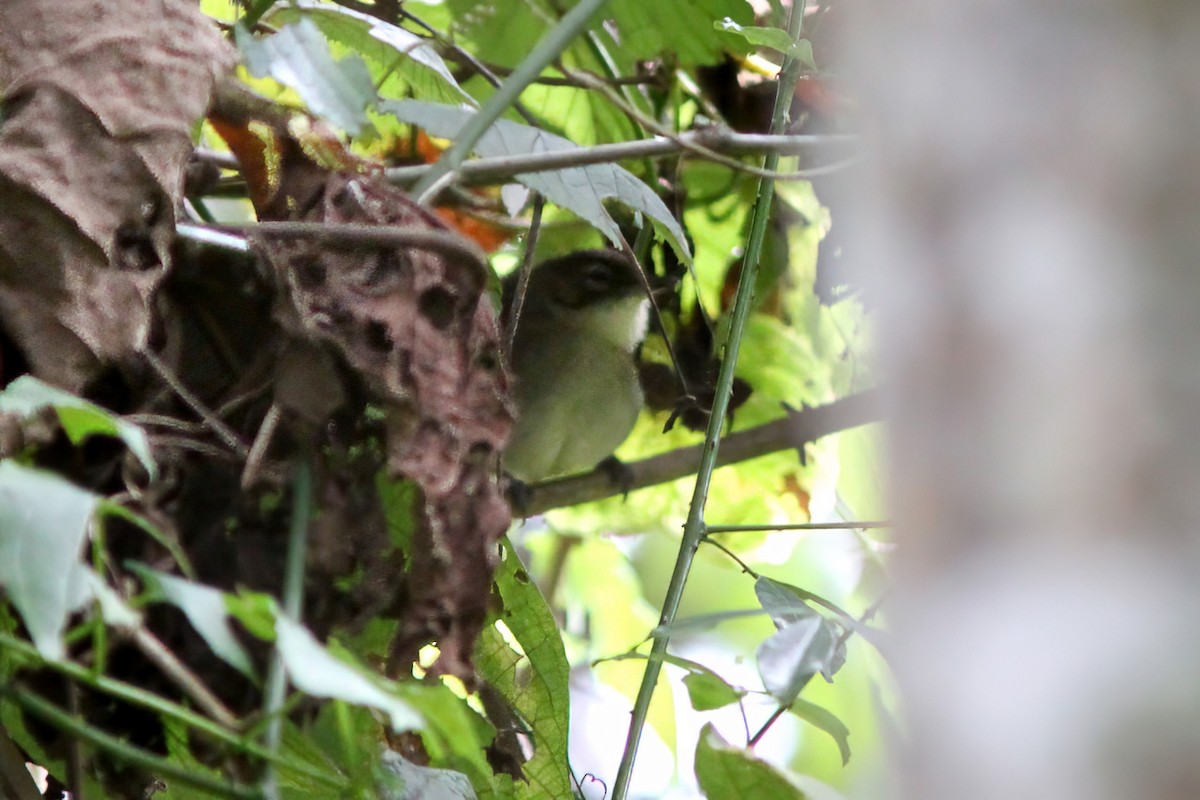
[518,389,881,515]
[242,402,282,490]
[385,129,860,186]
[224,220,489,274]
[705,520,890,533]
[503,196,544,360]
[121,625,239,728]
[558,64,824,183]
[748,704,788,748]
[143,350,250,459]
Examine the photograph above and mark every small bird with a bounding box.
[501,250,650,482]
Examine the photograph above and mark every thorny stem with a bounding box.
[610,5,809,797]
[705,520,890,533]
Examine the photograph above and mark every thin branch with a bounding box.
[143,349,249,458]
[386,129,859,186]
[748,704,788,748]
[121,625,240,728]
[517,389,882,516]
[557,64,821,183]
[503,196,544,361]
[221,221,489,274]
[705,520,890,533]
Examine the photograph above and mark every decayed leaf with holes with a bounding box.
[211,88,514,681]
[0,0,233,389]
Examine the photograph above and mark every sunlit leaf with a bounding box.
[694,723,810,799]
[0,376,156,476]
[237,18,375,135]
[275,614,424,732]
[130,565,256,679]
[788,698,851,766]
[754,577,846,702]
[381,100,691,263]
[608,651,746,712]
[714,19,816,68]
[0,462,100,658]
[475,541,572,799]
[269,2,475,105]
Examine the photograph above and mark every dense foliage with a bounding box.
[0,1,885,798]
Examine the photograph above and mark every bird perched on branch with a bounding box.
[501,250,650,483]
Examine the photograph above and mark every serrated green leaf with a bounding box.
[475,540,571,799]
[129,564,256,679]
[275,614,423,732]
[788,698,851,766]
[694,723,810,799]
[0,463,99,658]
[0,376,156,476]
[237,18,375,134]
[269,2,474,106]
[381,99,691,263]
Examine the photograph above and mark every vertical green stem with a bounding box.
[609,5,808,797]
[260,458,313,798]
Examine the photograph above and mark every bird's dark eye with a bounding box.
[581,263,613,293]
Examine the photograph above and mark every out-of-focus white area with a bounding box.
[838,0,1200,798]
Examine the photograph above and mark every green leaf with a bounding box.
[129,565,256,680]
[275,613,424,732]
[378,751,478,800]
[0,462,100,658]
[381,99,692,263]
[694,723,810,799]
[0,376,156,476]
[269,2,474,106]
[475,540,572,799]
[608,651,745,711]
[713,19,816,68]
[237,18,376,135]
[388,683,502,796]
[224,588,278,642]
[788,698,851,766]
[608,0,755,65]
[683,669,745,712]
[754,577,846,703]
